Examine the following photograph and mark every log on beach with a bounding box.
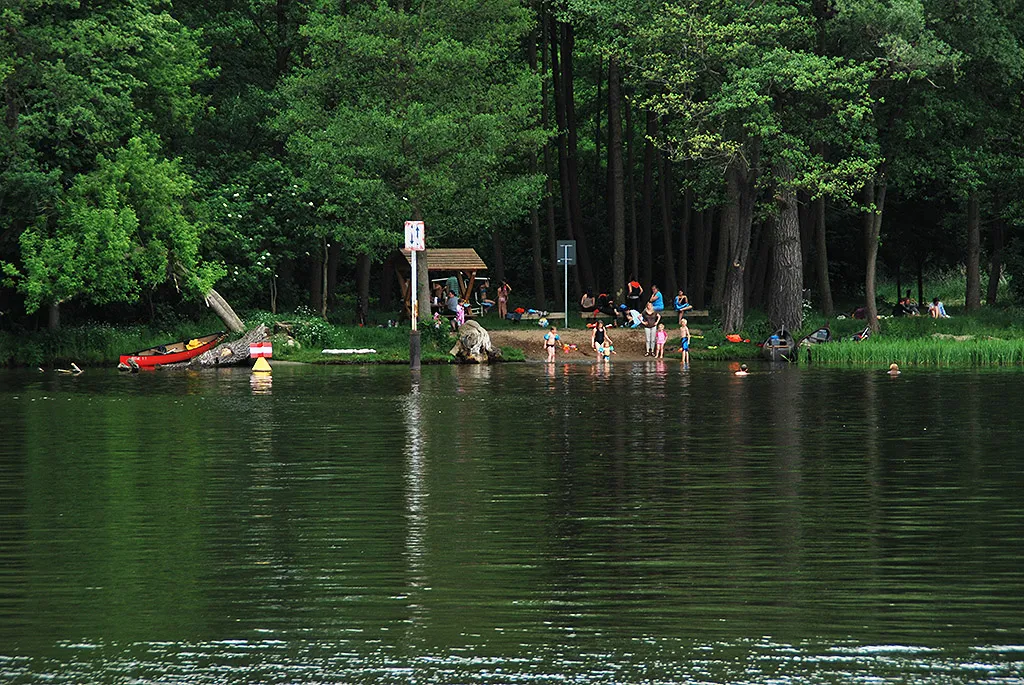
[163,325,270,369]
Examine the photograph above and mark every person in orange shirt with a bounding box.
[626,277,643,312]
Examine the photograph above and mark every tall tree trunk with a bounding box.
[814,195,834,317]
[640,110,656,289]
[550,16,581,298]
[492,232,506,285]
[594,54,602,193]
[309,251,323,314]
[711,206,730,311]
[798,190,814,284]
[48,302,60,332]
[542,30,562,307]
[625,95,640,285]
[679,165,691,293]
[767,163,803,331]
[863,178,887,333]
[528,28,545,310]
[356,251,371,326]
[320,237,329,318]
[748,223,770,309]
[530,207,545,309]
[327,241,341,307]
[965,190,981,312]
[987,220,1004,305]
[608,55,626,305]
[657,145,677,297]
[381,254,395,311]
[692,208,713,308]
[916,254,924,311]
[722,153,759,333]
[560,22,595,291]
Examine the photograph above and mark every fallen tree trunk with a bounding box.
[205,287,245,333]
[173,262,246,333]
[163,324,269,369]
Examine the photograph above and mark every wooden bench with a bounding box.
[516,311,565,322]
[677,309,709,318]
[580,311,613,320]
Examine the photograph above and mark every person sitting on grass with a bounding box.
[928,297,950,318]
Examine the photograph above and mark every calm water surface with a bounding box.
[0,361,1022,683]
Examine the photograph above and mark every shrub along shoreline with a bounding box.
[1,307,1021,368]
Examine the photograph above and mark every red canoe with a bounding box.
[118,332,226,368]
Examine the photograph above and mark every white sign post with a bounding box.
[405,221,425,370]
[405,221,425,331]
[557,240,576,328]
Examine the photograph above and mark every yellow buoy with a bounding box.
[252,357,272,372]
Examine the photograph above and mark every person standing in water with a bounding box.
[654,323,668,358]
[735,364,749,376]
[679,318,691,365]
[590,320,611,352]
[544,326,560,363]
[641,303,661,357]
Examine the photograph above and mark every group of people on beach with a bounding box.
[534,278,694,364]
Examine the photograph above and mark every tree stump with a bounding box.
[449,320,501,363]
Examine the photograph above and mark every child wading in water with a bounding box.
[599,340,615,361]
[655,323,668,359]
[679,318,691,364]
[543,326,560,363]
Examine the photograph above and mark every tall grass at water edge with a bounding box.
[810,337,1024,366]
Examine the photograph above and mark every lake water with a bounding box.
[1,362,1023,684]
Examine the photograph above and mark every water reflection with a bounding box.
[1,364,1023,684]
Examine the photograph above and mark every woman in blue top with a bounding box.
[674,290,692,324]
[649,285,664,312]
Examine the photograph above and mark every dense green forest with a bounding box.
[2,0,1023,335]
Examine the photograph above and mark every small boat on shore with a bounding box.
[118,332,226,369]
[801,325,832,345]
[761,327,798,362]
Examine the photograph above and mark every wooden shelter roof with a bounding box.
[399,248,487,272]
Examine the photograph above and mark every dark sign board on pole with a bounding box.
[556,240,577,265]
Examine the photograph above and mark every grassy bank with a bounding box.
[796,307,1024,367]
[0,319,229,367]
[0,313,525,367]
[2,305,1018,368]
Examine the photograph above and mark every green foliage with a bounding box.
[278,0,546,254]
[6,138,222,313]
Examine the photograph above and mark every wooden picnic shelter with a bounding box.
[387,248,488,318]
